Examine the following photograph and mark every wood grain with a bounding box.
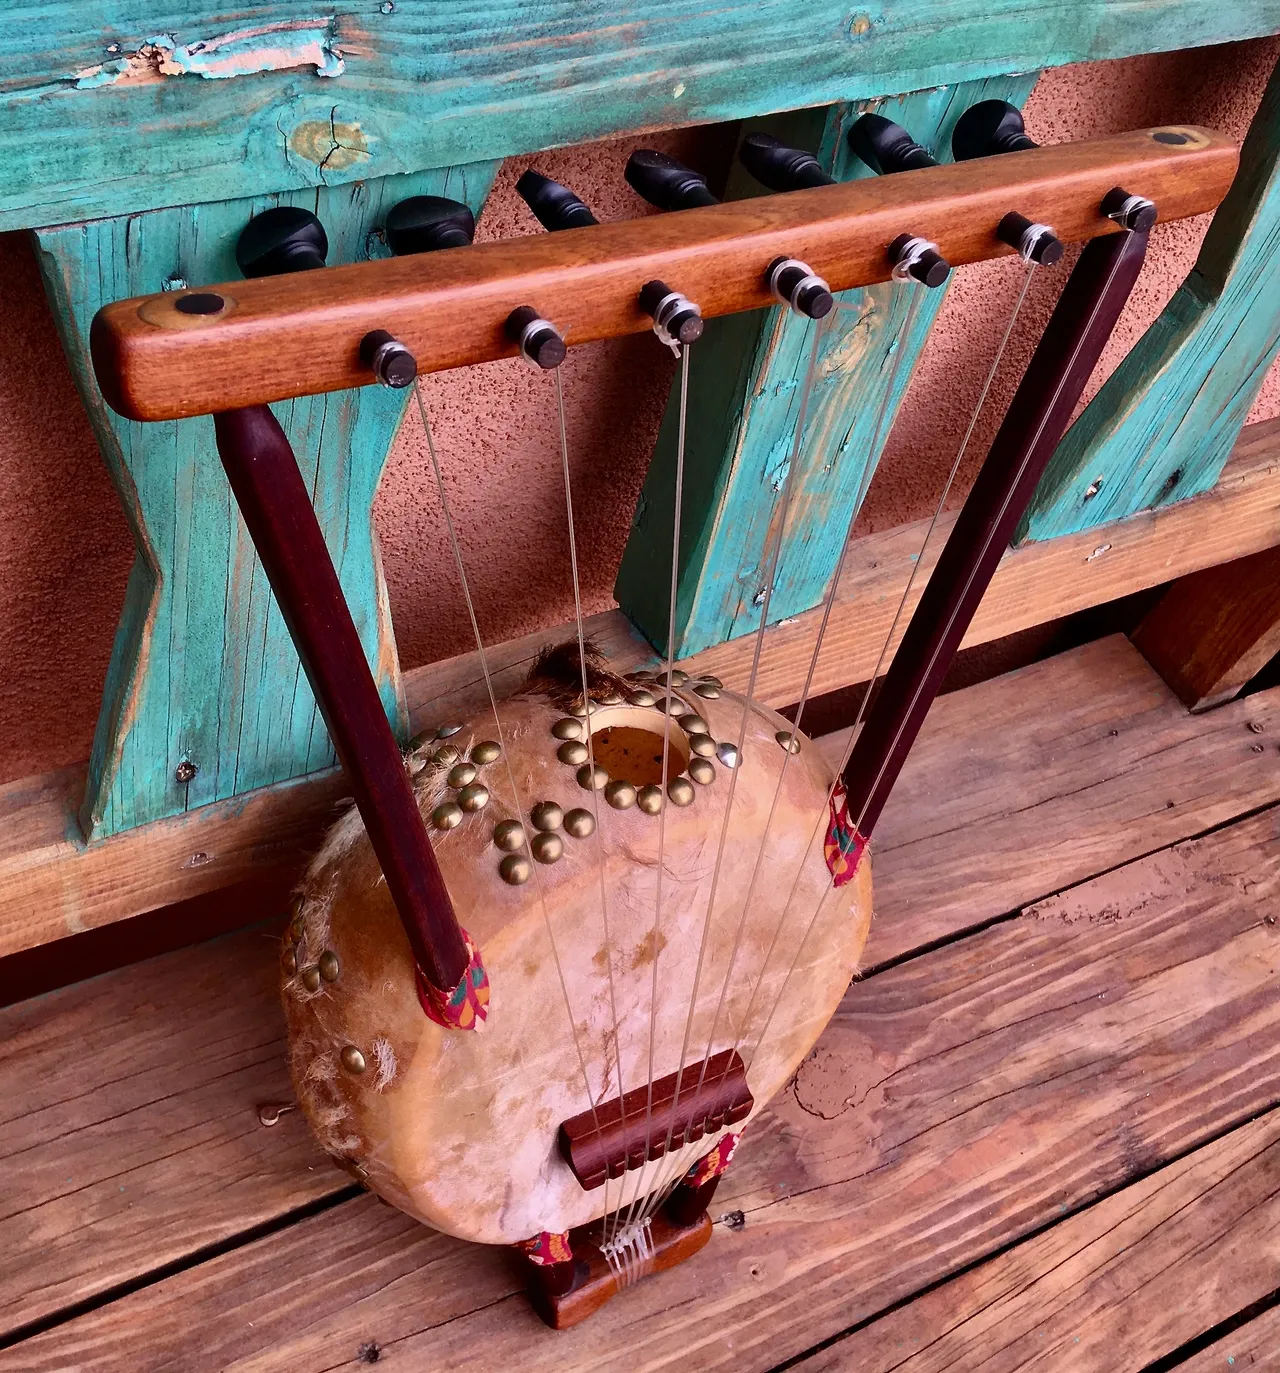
[1179,1302,1280,1371]
[791,1110,1280,1370]
[1132,543,1280,711]
[9,797,1280,1370]
[90,127,1237,421]
[4,2,1278,232]
[4,406,1280,956]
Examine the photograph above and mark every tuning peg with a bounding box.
[516,170,599,231]
[767,257,834,319]
[236,206,328,278]
[639,279,704,352]
[385,195,475,255]
[848,114,938,175]
[888,234,951,288]
[625,150,719,211]
[997,212,1065,267]
[739,134,834,191]
[359,330,417,389]
[506,306,567,370]
[954,102,1155,234]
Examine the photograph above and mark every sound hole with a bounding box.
[590,723,690,785]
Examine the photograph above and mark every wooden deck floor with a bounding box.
[2,634,1279,1371]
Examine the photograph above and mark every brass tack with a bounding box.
[628,688,657,707]
[531,832,564,864]
[447,762,478,788]
[531,801,564,831]
[690,734,717,758]
[436,723,464,738]
[552,717,584,740]
[281,945,298,976]
[698,675,722,689]
[558,740,589,765]
[716,742,742,769]
[670,669,689,686]
[689,757,716,785]
[500,853,532,885]
[493,818,526,851]
[318,950,340,982]
[577,764,609,791]
[301,965,322,992]
[682,714,709,734]
[668,777,695,806]
[288,913,303,942]
[605,779,637,810]
[776,730,802,754]
[564,807,596,838]
[471,739,502,765]
[692,682,721,699]
[657,696,688,717]
[340,1045,367,1075]
[569,699,599,717]
[458,782,490,812]
[637,784,664,815]
[432,801,464,830]
[433,743,462,767]
[407,731,434,753]
[599,690,624,706]
[406,754,427,776]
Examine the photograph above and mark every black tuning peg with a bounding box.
[848,114,938,175]
[506,306,567,370]
[639,280,704,349]
[739,133,834,191]
[954,102,1156,235]
[625,150,719,211]
[236,206,328,278]
[385,195,475,255]
[516,170,598,231]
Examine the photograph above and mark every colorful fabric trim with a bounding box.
[824,781,868,888]
[684,1130,741,1189]
[416,927,490,1031]
[516,1229,573,1266]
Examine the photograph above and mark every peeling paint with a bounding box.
[74,19,343,89]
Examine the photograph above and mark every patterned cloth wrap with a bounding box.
[684,1130,742,1190]
[416,927,490,1031]
[824,781,868,888]
[517,1229,574,1267]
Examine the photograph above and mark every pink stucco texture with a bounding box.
[0,40,1276,787]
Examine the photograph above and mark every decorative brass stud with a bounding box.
[500,853,532,885]
[693,681,721,699]
[668,777,695,806]
[531,832,564,864]
[282,945,298,976]
[458,782,490,811]
[471,739,501,765]
[433,743,462,767]
[436,723,463,738]
[564,807,596,838]
[699,675,723,689]
[288,913,303,942]
[689,757,716,785]
[407,731,434,753]
[552,717,584,740]
[577,763,609,791]
[531,801,564,831]
[569,699,599,718]
[716,742,742,769]
[605,779,637,810]
[318,950,340,982]
[447,762,478,789]
[557,740,588,766]
[775,730,802,754]
[340,1045,367,1075]
[682,714,709,735]
[600,690,624,706]
[432,801,464,830]
[628,688,657,707]
[493,818,526,851]
[637,784,664,815]
[301,965,322,992]
[690,734,717,758]
[657,696,688,717]
[670,669,689,686]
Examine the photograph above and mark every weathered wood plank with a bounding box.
[1019,54,1280,540]
[4,3,1280,231]
[4,412,1280,954]
[793,1111,1280,1370]
[10,800,1280,1370]
[1131,543,1280,711]
[1179,1302,1280,1371]
[33,161,497,839]
[615,76,1036,659]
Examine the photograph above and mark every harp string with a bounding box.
[741,255,1057,1079]
[634,313,827,1229]
[412,378,616,1227]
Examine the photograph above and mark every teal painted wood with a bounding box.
[34,161,497,839]
[3,3,1279,230]
[1018,55,1280,543]
[615,75,1037,659]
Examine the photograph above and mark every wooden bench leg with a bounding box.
[1131,545,1280,712]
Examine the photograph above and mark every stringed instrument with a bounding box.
[89,109,1236,1328]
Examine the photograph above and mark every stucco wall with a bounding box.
[0,38,1276,788]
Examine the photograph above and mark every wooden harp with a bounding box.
[89,117,1236,1329]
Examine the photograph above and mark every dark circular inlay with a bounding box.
[175,292,227,316]
[1152,130,1189,146]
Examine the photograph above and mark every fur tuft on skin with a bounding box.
[523,636,631,707]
